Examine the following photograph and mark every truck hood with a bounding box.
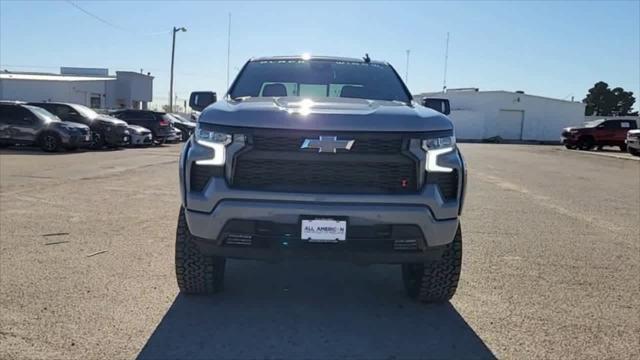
[198,97,453,132]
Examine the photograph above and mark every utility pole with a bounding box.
[405,49,410,85]
[226,13,232,90]
[169,26,187,112]
[442,32,450,93]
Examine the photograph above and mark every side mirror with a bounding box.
[189,91,217,111]
[422,98,451,115]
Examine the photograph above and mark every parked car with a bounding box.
[28,102,129,149]
[170,113,196,124]
[167,114,195,141]
[0,102,91,152]
[626,129,640,156]
[126,125,153,146]
[166,127,182,144]
[110,110,175,145]
[562,119,638,151]
[177,55,466,303]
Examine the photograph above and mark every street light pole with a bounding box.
[169,26,186,112]
[405,49,410,85]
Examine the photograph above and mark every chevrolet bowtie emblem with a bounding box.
[300,136,355,153]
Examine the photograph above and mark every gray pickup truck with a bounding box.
[178,55,466,303]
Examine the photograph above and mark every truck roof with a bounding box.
[250,55,387,65]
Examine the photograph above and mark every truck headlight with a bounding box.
[195,126,232,166]
[422,135,455,173]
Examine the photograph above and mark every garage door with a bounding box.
[495,110,524,140]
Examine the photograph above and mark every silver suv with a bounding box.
[177,56,466,303]
[0,102,91,152]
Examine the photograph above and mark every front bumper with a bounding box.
[61,133,92,148]
[561,135,578,145]
[185,200,458,264]
[104,131,129,146]
[129,132,153,146]
[180,137,465,263]
[166,132,181,143]
[626,137,640,149]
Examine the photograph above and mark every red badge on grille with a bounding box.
[401,179,409,188]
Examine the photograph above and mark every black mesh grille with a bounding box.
[190,164,223,192]
[252,134,403,153]
[231,130,419,194]
[232,157,417,194]
[426,170,458,200]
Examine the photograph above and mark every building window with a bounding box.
[90,94,101,109]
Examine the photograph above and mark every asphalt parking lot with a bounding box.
[0,143,638,359]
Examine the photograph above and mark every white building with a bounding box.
[0,67,153,109]
[414,89,586,142]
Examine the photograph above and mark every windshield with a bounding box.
[584,119,605,127]
[24,105,61,122]
[71,104,99,120]
[229,59,411,103]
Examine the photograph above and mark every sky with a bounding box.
[1,0,639,109]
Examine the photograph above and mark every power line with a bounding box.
[65,1,170,36]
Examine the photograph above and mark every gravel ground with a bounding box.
[0,143,638,359]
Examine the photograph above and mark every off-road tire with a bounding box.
[629,147,640,156]
[619,145,627,152]
[402,225,462,303]
[175,207,225,294]
[564,144,577,150]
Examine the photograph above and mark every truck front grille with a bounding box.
[231,131,418,194]
[233,157,417,194]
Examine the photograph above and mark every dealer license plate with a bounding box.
[301,218,347,242]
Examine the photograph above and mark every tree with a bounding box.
[583,82,637,116]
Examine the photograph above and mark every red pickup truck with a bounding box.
[561,118,638,151]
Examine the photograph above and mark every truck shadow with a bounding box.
[137,260,495,359]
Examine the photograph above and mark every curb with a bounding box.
[556,148,640,161]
